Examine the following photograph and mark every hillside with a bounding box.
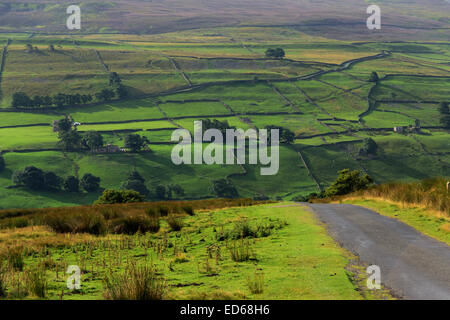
[0,0,448,40]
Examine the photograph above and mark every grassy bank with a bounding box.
[0,203,385,300]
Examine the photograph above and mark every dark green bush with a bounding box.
[112,214,160,235]
[44,211,107,235]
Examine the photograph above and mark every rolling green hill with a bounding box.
[0,24,449,209]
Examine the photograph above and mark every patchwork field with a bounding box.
[0,25,449,210]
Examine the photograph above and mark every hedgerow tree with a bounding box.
[124,134,150,152]
[59,129,82,151]
[82,131,104,151]
[95,89,115,102]
[202,119,236,135]
[211,179,239,198]
[109,72,122,86]
[369,71,379,82]
[80,173,101,192]
[265,48,285,59]
[265,125,295,144]
[325,169,373,197]
[12,92,32,108]
[55,116,82,151]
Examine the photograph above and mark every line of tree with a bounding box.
[55,116,151,153]
[121,170,184,200]
[12,166,100,193]
[12,92,93,109]
[11,72,128,109]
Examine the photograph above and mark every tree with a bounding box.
[12,166,45,190]
[124,134,150,152]
[58,129,82,151]
[211,179,239,198]
[202,118,236,135]
[54,116,81,151]
[0,154,5,173]
[64,176,80,192]
[325,169,373,197]
[438,102,449,115]
[80,173,101,192]
[109,72,122,87]
[82,131,104,151]
[95,189,145,205]
[359,138,378,156]
[155,185,167,200]
[128,170,145,183]
[369,72,379,83]
[54,116,74,133]
[440,115,450,128]
[121,171,149,197]
[265,125,295,144]
[80,94,93,104]
[122,179,149,197]
[265,48,285,59]
[96,89,115,102]
[43,172,63,191]
[31,95,43,108]
[49,44,55,52]
[25,44,33,53]
[11,92,32,108]
[116,85,129,99]
[168,184,185,199]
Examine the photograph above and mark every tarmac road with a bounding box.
[308,204,450,300]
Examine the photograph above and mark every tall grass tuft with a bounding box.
[44,211,107,235]
[167,215,184,232]
[3,246,24,271]
[0,264,7,297]
[356,177,450,216]
[247,271,264,294]
[111,214,160,235]
[24,268,47,298]
[103,263,166,300]
[228,240,255,262]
